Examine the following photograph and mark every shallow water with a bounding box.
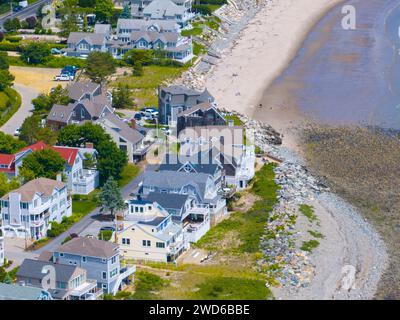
[261,0,400,129]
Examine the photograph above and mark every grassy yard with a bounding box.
[118,164,141,187]
[114,65,188,108]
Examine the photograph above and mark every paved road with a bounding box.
[0,83,38,135]
[34,172,145,254]
[0,0,50,29]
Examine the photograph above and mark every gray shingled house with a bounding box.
[158,85,215,126]
[16,258,102,300]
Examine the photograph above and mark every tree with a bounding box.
[0,132,26,154]
[79,0,96,7]
[85,51,115,83]
[0,31,4,42]
[3,18,21,32]
[99,176,125,219]
[112,84,134,109]
[59,13,80,38]
[120,3,131,19]
[132,61,144,77]
[21,42,51,64]
[58,123,128,183]
[95,0,114,23]
[19,115,57,145]
[25,16,38,29]
[0,70,14,90]
[0,173,20,198]
[32,85,70,114]
[0,52,8,70]
[124,49,153,66]
[20,148,65,181]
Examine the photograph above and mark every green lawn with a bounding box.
[72,191,99,216]
[118,164,141,187]
[181,27,203,37]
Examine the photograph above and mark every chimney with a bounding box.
[56,174,62,182]
[130,119,136,129]
[85,142,94,149]
[228,119,234,127]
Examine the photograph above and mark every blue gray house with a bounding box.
[52,237,135,294]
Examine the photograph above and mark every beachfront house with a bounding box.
[51,237,135,295]
[16,259,103,300]
[116,19,180,42]
[117,199,188,262]
[158,85,215,126]
[0,178,72,240]
[139,168,226,225]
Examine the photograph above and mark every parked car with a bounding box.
[14,127,21,136]
[54,74,73,81]
[134,113,142,121]
[12,6,23,13]
[51,48,62,55]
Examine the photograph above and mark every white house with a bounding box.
[0,178,72,240]
[117,199,188,262]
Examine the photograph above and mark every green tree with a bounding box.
[85,51,115,83]
[0,132,26,154]
[0,70,14,91]
[112,85,134,109]
[0,52,9,70]
[20,148,65,181]
[95,0,114,23]
[79,0,96,7]
[120,3,131,19]
[0,173,21,197]
[124,49,153,66]
[21,42,51,64]
[132,61,144,77]
[58,123,128,183]
[3,18,21,32]
[99,176,125,219]
[32,85,70,115]
[19,115,57,145]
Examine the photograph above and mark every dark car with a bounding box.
[12,6,22,12]
[134,113,142,121]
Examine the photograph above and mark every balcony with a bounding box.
[72,169,99,195]
[69,279,102,300]
[183,216,211,243]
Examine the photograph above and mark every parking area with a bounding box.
[3,237,38,270]
[78,220,114,239]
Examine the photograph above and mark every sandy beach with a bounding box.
[204,0,388,299]
[206,0,344,151]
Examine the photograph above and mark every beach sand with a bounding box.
[206,0,344,152]
[205,0,387,299]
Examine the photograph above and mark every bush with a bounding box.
[0,88,22,127]
[20,42,51,64]
[5,36,22,43]
[0,42,21,52]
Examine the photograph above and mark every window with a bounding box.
[142,240,151,247]
[110,268,118,278]
[60,253,64,257]
[122,238,130,245]
[111,256,117,264]
[82,256,86,263]
[102,284,108,289]
[102,272,107,279]
[156,242,165,248]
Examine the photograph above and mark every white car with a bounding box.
[14,128,21,136]
[54,74,72,81]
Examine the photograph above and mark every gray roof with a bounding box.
[138,215,166,226]
[0,283,51,300]
[177,102,218,117]
[67,32,107,46]
[17,259,82,283]
[67,81,100,101]
[78,95,111,118]
[55,237,119,258]
[130,30,178,43]
[94,24,111,34]
[144,192,189,210]
[143,0,186,18]
[101,112,144,145]
[159,85,214,107]
[47,103,75,123]
[117,18,178,32]
[158,153,220,175]
[142,170,211,200]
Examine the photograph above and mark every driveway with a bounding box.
[0,83,38,135]
[34,172,145,254]
[4,237,38,270]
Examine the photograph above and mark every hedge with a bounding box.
[7,55,87,68]
[0,88,22,127]
[0,42,66,52]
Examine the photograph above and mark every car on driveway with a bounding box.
[14,127,21,136]
[54,74,72,81]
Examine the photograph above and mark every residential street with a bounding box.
[33,172,145,255]
[0,83,38,135]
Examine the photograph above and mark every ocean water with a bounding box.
[262,0,400,129]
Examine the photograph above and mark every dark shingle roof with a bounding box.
[17,259,81,283]
[55,237,118,259]
[67,81,100,101]
[144,192,189,210]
